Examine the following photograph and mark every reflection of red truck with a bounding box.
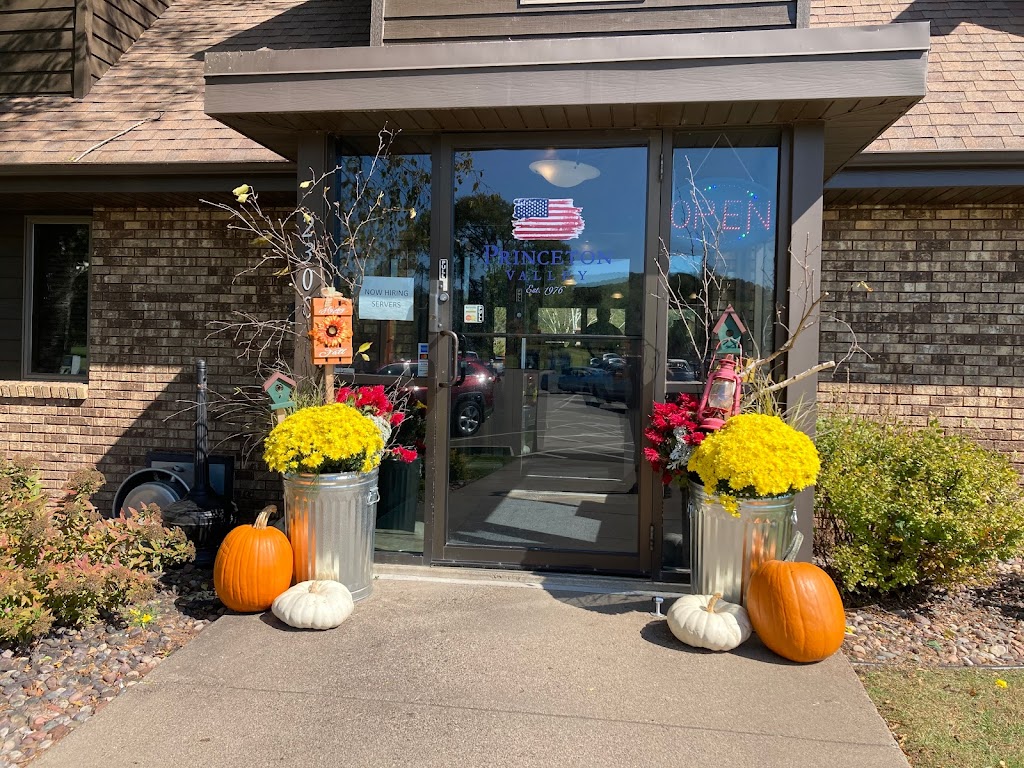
[377,360,495,437]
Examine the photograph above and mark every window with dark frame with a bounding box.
[25,219,91,379]
[666,132,781,385]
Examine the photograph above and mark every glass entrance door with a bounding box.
[431,143,653,572]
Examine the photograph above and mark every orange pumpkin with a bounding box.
[746,560,846,663]
[214,505,293,613]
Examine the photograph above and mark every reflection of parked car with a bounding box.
[667,359,698,382]
[589,367,628,404]
[377,360,495,437]
[557,367,602,394]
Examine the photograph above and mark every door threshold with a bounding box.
[373,563,691,596]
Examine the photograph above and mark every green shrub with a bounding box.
[815,416,1024,596]
[0,460,195,646]
[449,449,469,486]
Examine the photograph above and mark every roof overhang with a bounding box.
[0,161,296,209]
[826,150,1024,205]
[205,23,929,178]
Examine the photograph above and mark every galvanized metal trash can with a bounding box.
[283,469,380,602]
[688,481,796,605]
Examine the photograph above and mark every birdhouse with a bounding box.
[711,305,747,356]
[262,371,297,411]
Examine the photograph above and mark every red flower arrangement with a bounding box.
[336,385,416,463]
[643,394,705,485]
[390,446,418,463]
[335,385,405,424]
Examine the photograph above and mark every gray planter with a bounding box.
[283,469,380,602]
[688,480,796,605]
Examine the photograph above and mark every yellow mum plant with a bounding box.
[264,403,385,475]
[687,413,820,514]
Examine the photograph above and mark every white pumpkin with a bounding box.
[666,593,752,652]
[271,580,354,630]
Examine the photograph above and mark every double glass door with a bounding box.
[339,137,655,574]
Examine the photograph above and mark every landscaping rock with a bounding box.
[843,557,1024,667]
[0,564,220,766]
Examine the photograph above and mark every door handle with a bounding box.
[438,330,458,388]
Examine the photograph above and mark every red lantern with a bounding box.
[697,354,743,432]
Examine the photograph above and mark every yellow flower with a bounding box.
[687,413,820,514]
[996,679,1008,688]
[232,184,251,203]
[264,403,384,475]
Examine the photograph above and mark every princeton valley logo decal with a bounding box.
[512,198,585,241]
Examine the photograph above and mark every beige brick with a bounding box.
[2,207,290,512]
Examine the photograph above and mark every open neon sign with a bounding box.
[671,178,775,252]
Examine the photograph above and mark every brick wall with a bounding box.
[819,203,1024,468]
[0,207,292,514]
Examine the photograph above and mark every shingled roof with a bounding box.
[0,0,1019,167]
[812,0,1024,152]
[0,0,369,167]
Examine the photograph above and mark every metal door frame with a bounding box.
[424,131,664,575]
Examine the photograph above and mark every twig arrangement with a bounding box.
[656,156,868,415]
[169,126,424,463]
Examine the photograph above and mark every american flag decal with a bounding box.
[512,198,585,241]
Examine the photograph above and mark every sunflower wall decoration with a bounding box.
[310,295,354,364]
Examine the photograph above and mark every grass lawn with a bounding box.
[858,667,1024,768]
[450,451,516,487]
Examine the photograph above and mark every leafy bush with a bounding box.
[0,460,195,645]
[815,416,1024,596]
[448,449,469,487]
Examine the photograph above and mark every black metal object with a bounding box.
[161,359,237,565]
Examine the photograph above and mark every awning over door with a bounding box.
[204,22,929,178]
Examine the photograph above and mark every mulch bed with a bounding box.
[0,565,223,767]
[1,559,1021,766]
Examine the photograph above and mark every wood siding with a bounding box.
[88,0,169,91]
[0,0,75,95]
[0,0,168,97]
[382,0,798,43]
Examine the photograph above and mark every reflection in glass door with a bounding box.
[334,142,432,556]
[439,144,650,568]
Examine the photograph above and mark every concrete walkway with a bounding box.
[35,570,908,768]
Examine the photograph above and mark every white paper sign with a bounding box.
[359,276,415,321]
[464,304,485,324]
